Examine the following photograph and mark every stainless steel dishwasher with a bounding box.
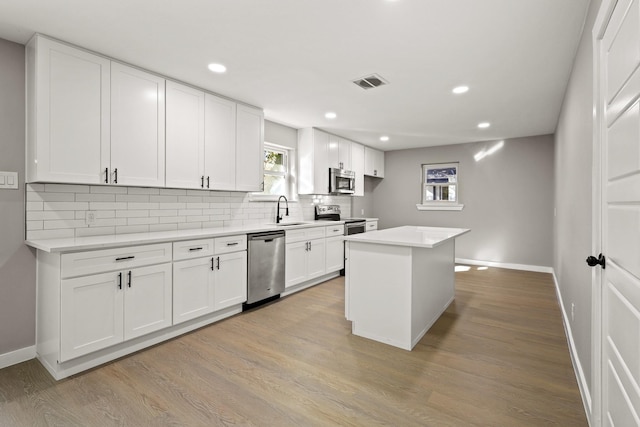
[246,230,286,306]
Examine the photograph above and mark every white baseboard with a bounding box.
[0,346,36,370]
[455,258,553,273]
[552,271,592,426]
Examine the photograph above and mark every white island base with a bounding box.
[345,226,469,351]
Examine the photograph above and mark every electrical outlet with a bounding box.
[571,303,575,321]
[86,211,96,226]
[0,171,18,189]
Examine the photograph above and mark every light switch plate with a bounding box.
[0,171,18,189]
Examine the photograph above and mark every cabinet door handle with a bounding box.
[115,256,135,261]
[216,256,221,270]
[211,257,215,271]
[226,242,239,246]
[105,168,109,184]
[114,168,118,184]
[201,176,205,188]
[189,247,203,252]
[207,176,210,188]
[117,272,122,290]
[127,270,132,288]
[309,241,312,251]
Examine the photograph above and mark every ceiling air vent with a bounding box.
[353,74,388,90]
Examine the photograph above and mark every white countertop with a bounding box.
[26,220,343,253]
[344,226,470,248]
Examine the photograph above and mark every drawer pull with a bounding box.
[333,229,340,232]
[189,247,203,252]
[115,256,135,261]
[226,242,239,246]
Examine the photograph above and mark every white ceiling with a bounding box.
[0,0,590,151]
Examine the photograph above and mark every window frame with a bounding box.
[250,142,293,201]
[416,162,464,211]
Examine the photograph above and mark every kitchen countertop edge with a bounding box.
[344,226,470,249]
[26,220,349,253]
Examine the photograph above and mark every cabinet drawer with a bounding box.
[173,239,215,261]
[366,221,378,231]
[61,243,172,279]
[286,226,326,243]
[325,224,345,237]
[214,234,247,254]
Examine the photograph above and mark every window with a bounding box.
[417,162,464,211]
[252,143,292,200]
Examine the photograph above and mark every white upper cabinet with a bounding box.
[165,81,205,189]
[364,146,385,178]
[235,104,264,192]
[110,62,165,187]
[204,94,237,191]
[351,142,365,196]
[27,35,264,192]
[26,35,110,184]
[328,134,351,170]
[298,128,330,194]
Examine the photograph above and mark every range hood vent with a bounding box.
[353,74,388,90]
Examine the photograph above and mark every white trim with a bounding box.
[553,271,593,425]
[591,1,616,425]
[455,257,552,273]
[0,346,36,370]
[416,204,464,211]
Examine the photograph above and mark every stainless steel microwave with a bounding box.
[329,168,355,194]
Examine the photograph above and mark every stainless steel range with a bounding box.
[314,205,366,235]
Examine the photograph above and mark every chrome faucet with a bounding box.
[276,195,289,223]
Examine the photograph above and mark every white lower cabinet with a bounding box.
[285,238,326,288]
[214,251,247,310]
[172,237,247,325]
[60,263,172,362]
[173,257,215,324]
[325,236,345,272]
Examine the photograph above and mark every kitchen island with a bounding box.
[344,226,470,350]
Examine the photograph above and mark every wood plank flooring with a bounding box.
[0,267,588,426]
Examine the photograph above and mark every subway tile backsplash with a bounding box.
[25,184,352,240]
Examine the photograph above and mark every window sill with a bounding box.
[416,204,464,211]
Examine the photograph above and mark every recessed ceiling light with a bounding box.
[380,136,389,142]
[452,85,469,94]
[207,63,227,73]
[477,122,491,129]
[325,112,337,119]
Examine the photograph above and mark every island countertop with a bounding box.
[345,226,470,249]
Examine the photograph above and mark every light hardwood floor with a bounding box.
[0,267,587,426]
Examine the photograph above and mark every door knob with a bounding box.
[586,253,606,269]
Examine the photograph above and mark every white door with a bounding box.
[165,81,205,189]
[285,241,308,288]
[32,36,110,184]
[595,0,640,424]
[235,104,264,191]
[173,257,215,324]
[124,264,172,340]
[306,238,326,280]
[214,251,247,310]
[204,94,237,191]
[60,271,124,361]
[111,62,165,187]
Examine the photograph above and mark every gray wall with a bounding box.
[371,135,555,267]
[352,175,381,218]
[0,38,36,355]
[265,120,297,149]
[554,0,601,403]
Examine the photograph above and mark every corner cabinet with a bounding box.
[351,142,365,196]
[298,128,330,194]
